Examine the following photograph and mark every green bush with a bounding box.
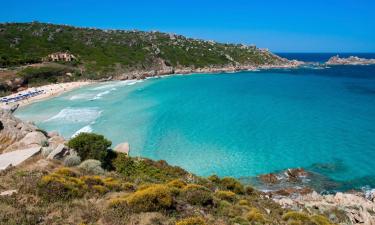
[220,177,245,194]
[182,184,213,206]
[113,153,135,176]
[68,133,111,163]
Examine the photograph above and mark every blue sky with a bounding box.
[1,0,374,52]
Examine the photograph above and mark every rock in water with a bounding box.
[259,173,279,184]
[114,142,130,155]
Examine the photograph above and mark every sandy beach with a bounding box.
[0,81,92,108]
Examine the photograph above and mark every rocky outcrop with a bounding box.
[326,55,375,65]
[274,191,375,225]
[4,131,47,152]
[0,108,38,153]
[114,142,130,155]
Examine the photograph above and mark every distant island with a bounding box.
[326,55,375,65]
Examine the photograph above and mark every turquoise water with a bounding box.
[15,65,375,190]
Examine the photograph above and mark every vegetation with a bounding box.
[67,132,111,164]
[0,132,340,225]
[0,22,285,71]
[0,22,288,96]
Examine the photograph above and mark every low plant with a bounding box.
[282,211,311,224]
[64,151,81,167]
[176,216,207,225]
[78,159,105,175]
[246,207,266,224]
[215,190,236,202]
[37,168,87,201]
[167,179,187,189]
[182,184,213,206]
[220,177,245,194]
[123,184,174,212]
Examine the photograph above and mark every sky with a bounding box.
[1,0,374,52]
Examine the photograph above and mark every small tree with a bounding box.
[68,133,111,163]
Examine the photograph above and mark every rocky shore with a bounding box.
[1,107,374,224]
[248,168,375,224]
[326,55,375,65]
[113,58,304,81]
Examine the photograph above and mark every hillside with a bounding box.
[0,22,288,72]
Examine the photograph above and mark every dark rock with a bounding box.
[286,168,308,182]
[259,173,279,184]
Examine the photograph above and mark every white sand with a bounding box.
[0,81,92,108]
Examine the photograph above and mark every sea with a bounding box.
[15,53,375,192]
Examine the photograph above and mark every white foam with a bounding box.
[71,125,93,138]
[45,107,101,123]
[69,93,93,100]
[91,80,142,91]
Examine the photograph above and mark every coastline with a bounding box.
[0,61,303,109]
[0,81,93,108]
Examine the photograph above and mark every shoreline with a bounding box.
[0,62,303,109]
[0,81,93,108]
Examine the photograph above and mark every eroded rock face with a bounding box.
[0,108,38,153]
[4,131,47,152]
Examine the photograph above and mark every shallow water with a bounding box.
[15,65,375,191]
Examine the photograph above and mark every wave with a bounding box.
[44,107,101,123]
[72,125,93,138]
[91,80,143,91]
[91,89,112,100]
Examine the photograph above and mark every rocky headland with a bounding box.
[326,55,375,65]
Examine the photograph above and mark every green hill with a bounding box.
[0,22,287,75]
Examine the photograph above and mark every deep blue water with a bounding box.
[15,57,375,192]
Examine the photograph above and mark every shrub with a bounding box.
[182,184,213,206]
[176,217,207,225]
[215,190,236,202]
[246,208,266,224]
[245,186,255,195]
[282,211,311,223]
[68,133,111,163]
[64,151,81,167]
[113,153,135,176]
[125,184,173,212]
[78,159,105,175]
[220,177,245,194]
[238,199,249,206]
[167,179,187,189]
[37,169,87,201]
[310,215,333,225]
[207,174,220,183]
